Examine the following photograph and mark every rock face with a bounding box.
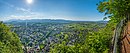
[121,22,130,53]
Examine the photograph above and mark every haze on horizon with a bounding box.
[0,0,105,21]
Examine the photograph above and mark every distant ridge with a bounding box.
[5,19,108,23]
[5,19,72,23]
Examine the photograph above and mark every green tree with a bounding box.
[0,22,23,53]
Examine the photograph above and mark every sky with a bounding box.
[0,0,105,21]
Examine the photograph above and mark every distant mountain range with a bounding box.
[5,19,71,23]
[4,19,108,23]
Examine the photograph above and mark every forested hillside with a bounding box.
[0,22,23,53]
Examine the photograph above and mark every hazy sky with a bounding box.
[0,0,104,21]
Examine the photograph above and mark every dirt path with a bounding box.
[121,22,130,53]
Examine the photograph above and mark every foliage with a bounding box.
[0,22,23,53]
[97,0,130,21]
[85,0,130,53]
[86,20,117,53]
[50,32,88,53]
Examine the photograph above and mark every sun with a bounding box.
[26,0,33,4]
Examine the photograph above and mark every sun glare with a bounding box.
[27,0,33,4]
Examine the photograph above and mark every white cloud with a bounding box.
[1,14,99,21]
[2,14,69,21]
[7,15,44,20]
[0,0,89,21]
[0,0,35,15]
[0,0,14,8]
[16,8,30,12]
